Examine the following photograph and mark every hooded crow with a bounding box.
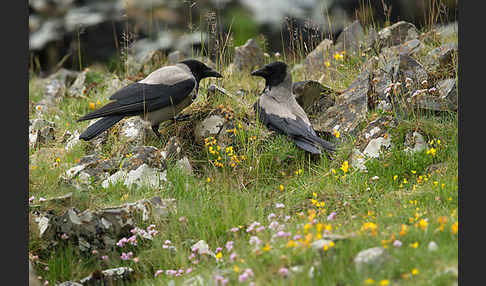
[251,61,336,155]
[78,59,222,141]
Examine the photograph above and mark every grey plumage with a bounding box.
[252,61,336,155]
[78,59,222,141]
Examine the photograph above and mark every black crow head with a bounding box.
[179,59,222,82]
[251,61,288,87]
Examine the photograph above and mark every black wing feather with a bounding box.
[254,101,336,153]
[78,79,195,122]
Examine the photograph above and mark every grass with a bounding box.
[29,18,458,286]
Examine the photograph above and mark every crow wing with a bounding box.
[78,79,195,121]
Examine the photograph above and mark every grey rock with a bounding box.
[354,247,390,272]
[404,131,426,154]
[121,145,166,171]
[194,114,225,144]
[167,50,185,65]
[66,69,88,97]
[79,267,134,285]
[425,42,458,70]
[437,78,457,110]
[363,136,392,158]
[312,69,369,136]
[65,130,80,151]
[191,240,216,258]
[412,79,457,112]
[311,239,334,251]
[398,54,428,85]
[428,241,438,252]
[351,148,367,171]
[104,75,132,97]
[29,119,56,148]
[33,196,175,251]
[377,21,419,48]
[234,38,264,72]
[381,38,423,58]
[102,164,167,189]
[29,19,64,50]
[119,117,158,145]
[176,156,193,175]
[334,20,365,55]
[164,136,184,160]
[303,38,333,73]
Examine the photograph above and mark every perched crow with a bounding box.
[78,59,222,141]
[251,61,336,155]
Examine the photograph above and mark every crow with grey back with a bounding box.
[78,59,222,141]
[251,61,336,155]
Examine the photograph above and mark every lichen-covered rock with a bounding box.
[121,145,166,171]
[354,247,390,272]
[404,131,426,154]
[32,196,175,252]
[377,21,419,48]
[66,69,88,97]
[303,39,333,73]
[78,267,135,285]
[425,42,458,70]
[233,38,264,72]
[164,136,184,160]
[119,117,158,146]
[334,20,365,56]
[194,114,225,144]
[102,164,167,189]
[312,69,370,136]
[29,119,56,148]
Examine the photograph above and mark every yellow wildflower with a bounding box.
[418,218,428,230]
[393,175,398,181]
[410,241,419,248]
[451,221,458,235]
[325,60,331,68]
[263,244,271,252]
[340,161,349,173]
[378,280,389,286]
[364,278,375,285]
[411,268,419,276]
[215,252,222,260]
[233,265,240,273]
[89,102,95,110]
[207,177,211,183]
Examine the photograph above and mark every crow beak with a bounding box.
[251,68,267,77]
[205,69,222,78]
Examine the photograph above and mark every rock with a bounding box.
[412,79,457,112]
[65,130,80,151]
[398,54,428,85]
[437,78,457,110]
[425,42,458,70]
[428,241,438,252]
[363,137,391,158]
[354,247,390,273]
[119,117,157,145]
[32,196,175,251]
[377,21,419,48]
[292,80,335,113]
[29,119,56,148]
[194,114,226,144]
[121,145,166,171]
[102,164,167,189]
[311,239,334,252]
[163,136,184,160]
[233,38,264,72]
[302,39,333,73]
[351,148,367,171]
[354,115,397,154]
[167,50,185,65]
[312,69,369,136]
[404,131,426,154]
[334,20,365,56]
[176,156,193,175]
[60,154,120,188]
[78,267,135,285]
[29,261,41,286]
[381,38,423,58]
[191,240,216,258]
[66,69,88,97]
